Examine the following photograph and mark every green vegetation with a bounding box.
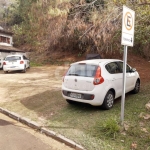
[30,61,43,67]
[1,0,150,59]
[95,117,120,138]
[1,80,150,150]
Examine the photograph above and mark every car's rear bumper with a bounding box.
[3,65,24,71]
[62,84,107,106]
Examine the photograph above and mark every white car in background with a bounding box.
[0,58,4,69]
[3,54,30,73]
[62,59,140,110]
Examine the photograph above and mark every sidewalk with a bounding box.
[0,112,75,150]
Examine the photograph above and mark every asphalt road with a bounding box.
[0,113,74,150]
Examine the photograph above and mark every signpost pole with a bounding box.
[121,45,128,124]
[121,5,135,124]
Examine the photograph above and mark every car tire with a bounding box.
[4,71,8,74]
[66,99,75,104]
[132,79,140,94]
[22,66,26,73]
[102,91,114,110]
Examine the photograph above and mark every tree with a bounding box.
[3,0,150,59]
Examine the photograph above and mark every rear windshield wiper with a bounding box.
[68,73,79,76]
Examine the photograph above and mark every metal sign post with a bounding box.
[121,45,127,123]
[121,6,135,124]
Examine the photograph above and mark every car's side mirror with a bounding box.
[130,68,136,72]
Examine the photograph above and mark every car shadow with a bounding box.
[18,89,138,130]
[5,70,24,74]
[20,90,102,112]
[20,90,135,114]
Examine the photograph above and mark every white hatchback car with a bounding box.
[3,54,30,73]
[62,59,140,109]
[0,58,3,69]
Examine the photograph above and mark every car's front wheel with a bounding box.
[102,91,114,110]
[22,66,26,73]
[132,79,140,94]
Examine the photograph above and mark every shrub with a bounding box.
[95,117,120,138]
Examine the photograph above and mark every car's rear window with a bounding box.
[66,64,98,77]
[5,56,21,61]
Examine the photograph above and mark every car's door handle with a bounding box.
[112,78,116,81]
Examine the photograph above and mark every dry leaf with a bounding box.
[139,122,144,127]
[131,142,137,150]
[143,114,150,120]
[139,112,145,118]
[50,112,54,116]
[145,103,150,111]
[124,123,129,131]
[121,131,126,136]
[141,128,148,133]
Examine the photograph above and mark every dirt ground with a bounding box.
[0,66,66,103]
[127,54,150,84]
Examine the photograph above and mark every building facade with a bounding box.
[0,26,26,68]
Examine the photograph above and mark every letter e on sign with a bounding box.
[121,6,135,47]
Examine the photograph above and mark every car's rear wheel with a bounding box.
[132,79,140,94]
[22,66,26,73]
[102,91,114,110]
[66,99,75,104]
[4,71,8,74]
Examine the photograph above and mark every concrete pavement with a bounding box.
[0,113,74,150]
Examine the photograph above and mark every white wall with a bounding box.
[0,51,26,59]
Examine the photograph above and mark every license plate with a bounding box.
[70,93,82,99]
[10,66,15,68]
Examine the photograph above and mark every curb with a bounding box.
[0,107,84,150]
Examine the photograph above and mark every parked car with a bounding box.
[3,54,30,73]
[0,58,3,69]
[62,59,140,110]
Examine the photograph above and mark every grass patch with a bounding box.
[0,83,150,150]
[30,61,43,67]
[42,59,74,66]
[94,117,120,138]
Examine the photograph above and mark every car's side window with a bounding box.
[126,65,131,73]
[117,62,131,73]
[105,62,121,74]
[23,56,28,60]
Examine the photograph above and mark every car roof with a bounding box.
[5,54,23,57]
[71,59,123,65]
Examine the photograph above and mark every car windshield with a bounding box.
[66,64,98,77]
[5,56,21,61]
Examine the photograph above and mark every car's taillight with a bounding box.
[3,62,6,65]
[20,61,24,64]
[62,68,69,82]
[93,66,104,85]
[62,76,65,82]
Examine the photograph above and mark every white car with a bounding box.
[0,58,3,69]
[3,54,30,73]
[62,59,140,110]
